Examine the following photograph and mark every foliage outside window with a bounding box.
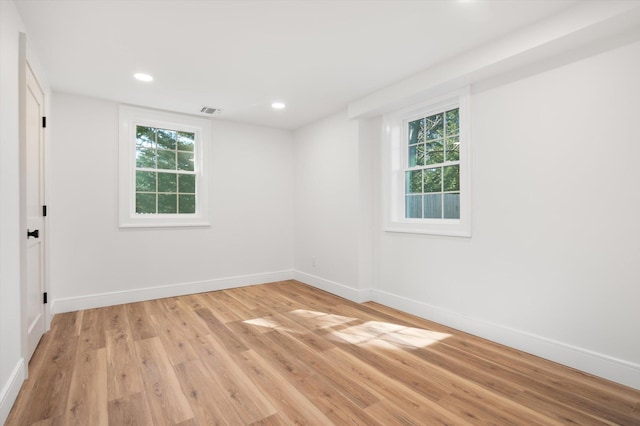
[405,108,460,219]
[119,106,211,228]
[135,126,196,214]
[383,88,471,237]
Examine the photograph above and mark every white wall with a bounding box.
[293,42,640,388]
[376,41,640,387]
[49,93,294,312]
[292,111,365,299]
[0,1,26,422]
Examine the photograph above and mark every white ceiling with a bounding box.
[15,0,579,129]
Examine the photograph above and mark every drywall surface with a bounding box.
[0,1,25,422]
[49,93,294,307]
[376,40,640,384]
[293,111,360,292]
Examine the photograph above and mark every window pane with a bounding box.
[416,144,425,166]
[425,140,444,165]
[177,152,194,171]
[405,170,422,194]
[158,194,177,214]
[424,113,444,141]
[177,132,195,152]
[443,165,460,192]
[443,193,460,219]
[136,147,156,168]
[423,168,441,193]
[410,144,426,167]
[178,174,196,193]
[446,108,459,136]
[446,137,460,162]
[178,194,196,214]
[158,172,177,193]
[408,119,423,144]
[136,126,156,148]
[424,194,442,218]
[136,193,156,214]
[157,150,176,170]
[136,171,156,192]
[405,195,422,218]
[157,129,176,150]
[408,145,417,167]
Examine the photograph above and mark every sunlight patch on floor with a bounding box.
[243,310,450,350]
[243,316,298,333]
[331,321,451,349]
[289,309,357,329]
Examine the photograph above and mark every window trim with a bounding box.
[118,105,212,228]
[382,87,471,237]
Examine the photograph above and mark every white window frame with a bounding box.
[382,87,471,237]
[118,105,212,228]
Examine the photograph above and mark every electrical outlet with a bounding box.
[312,257,317,267]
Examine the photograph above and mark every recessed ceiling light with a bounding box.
[134,73,153,82]
[271,101,286,110]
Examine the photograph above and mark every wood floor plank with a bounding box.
[8,280,640,426]
[218,290,258,318]
[325,330,451,402]
[179,293,206,311]
[107,392,154,426]
[250,330,384,426]
[105,327,144,401]
[173,359,245,425]
[324,346,473,425]
[77,307,107,353]
[364,399,425,426]
[513,389,619,425]
[105,304,127,330]
[232,349,335,425]
[248,413,287,426]
[65,348,108,426]
[124,302,156,341]
[194,307,250,353]
[134,337,194,425]
[196,292,244,323]
[7,335,78,424]
[191,333,277,424]
[146,307,199,366]
[265,328,382,409]
[290,331,336,352]
[162,298,210,340]
[51,311,81,340]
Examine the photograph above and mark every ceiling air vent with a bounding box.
[200,106,221,115]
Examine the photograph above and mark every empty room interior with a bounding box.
[2,0,640,424]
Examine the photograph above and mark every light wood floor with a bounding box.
[6,280,640,425]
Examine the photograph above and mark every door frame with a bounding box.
[19,32,50,377]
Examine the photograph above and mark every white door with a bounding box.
[25,62,46,361]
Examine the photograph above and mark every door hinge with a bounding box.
[43,205,47,217]
[42,116,47,128]
[43,292,48,304]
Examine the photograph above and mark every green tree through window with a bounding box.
[405,108,460,219]
[135,125,196,214]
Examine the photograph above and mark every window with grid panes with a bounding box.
[405,108,460,219]
[383,88,470,237]
[119,106,211,228]
[135,126,197,214]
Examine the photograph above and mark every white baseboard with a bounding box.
[51,270,294,314]
[0,358,25,425]
[293,270,373,303]
[46,269,640,390]
[371,288,640,390]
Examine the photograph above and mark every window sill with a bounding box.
[384,220,471,237]
[118,215,211,229]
